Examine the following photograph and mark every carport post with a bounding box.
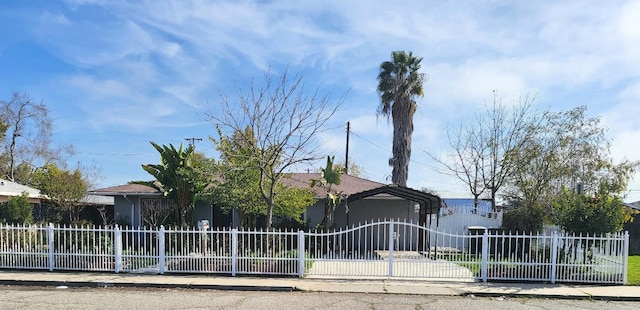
[388,220,394,277]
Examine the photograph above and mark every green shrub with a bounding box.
[0,192,33,224]
[501,205,544,232]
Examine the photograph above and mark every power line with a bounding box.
[349,130,440,171]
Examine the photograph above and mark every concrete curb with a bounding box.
[1,271,638,301]
[0,279,299,292]
[461,292,640,302]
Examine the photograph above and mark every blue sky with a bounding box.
[1,0,640,201]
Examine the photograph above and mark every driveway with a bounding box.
[306,251,475,281]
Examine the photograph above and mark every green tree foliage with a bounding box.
[209,127,315,228]
[142,142,208,227]
[0,192,33,224]
[377,51,425,186]
[310,156,344,229]
[318,160,364,178]
[31,163,86,224]
[504,105,638,231]
[552,187,637,234]
[501,204,544,233]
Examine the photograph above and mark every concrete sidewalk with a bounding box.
[0,270,638,301]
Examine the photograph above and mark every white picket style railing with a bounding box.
[0,221,629,284]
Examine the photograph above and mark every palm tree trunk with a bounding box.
[391,101,414,187]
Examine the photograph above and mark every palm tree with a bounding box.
[142,142,206,226]
[377,51,425,186]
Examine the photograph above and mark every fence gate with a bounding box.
[303,220,477,281]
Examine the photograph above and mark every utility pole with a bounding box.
[345,121,350,175]
[185,137,203,148]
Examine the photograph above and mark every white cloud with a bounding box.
[5,0,640,195]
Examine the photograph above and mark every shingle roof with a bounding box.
[90,183,162,196]
[281,173,385,197]
[0,178,41,199]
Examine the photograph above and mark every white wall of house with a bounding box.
[429,210,503,250]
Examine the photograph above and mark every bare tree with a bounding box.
[206,69,344,229]
[0,92,73,183]
[431,118,487,211]
[77,160,105,191]
[429,92,538,210]
[141,198,173,228]
[97,205,114,227]
[481,93,539,210]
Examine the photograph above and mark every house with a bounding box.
[90,173,443,230]
[284,173,442,229]
[0,178,42,204]
[624,201,640,255]
[89,183,231,228]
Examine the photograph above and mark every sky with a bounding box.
[1,0,640,202]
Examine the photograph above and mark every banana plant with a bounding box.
[310,156,344,229]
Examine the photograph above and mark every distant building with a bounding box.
[0,178,42,204]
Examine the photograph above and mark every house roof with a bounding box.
[282,173,385,197]
[0,178,41,199]
[625,201,640,211]
[90,183,162,196]
[80,194,115,205]
[346,184,442,214]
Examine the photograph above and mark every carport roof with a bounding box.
[346,184,442,214]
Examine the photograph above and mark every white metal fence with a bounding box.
[0,221,629,284]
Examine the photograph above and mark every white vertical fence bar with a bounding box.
[481,231,488,282]
[48,223,54,271]
[623,231,629,284]
[231,228,237,277]
[388,220,394,277]
[297,230,304,277]
[158,226,165,274]
[550,232,558,284]
[114,225,122,273]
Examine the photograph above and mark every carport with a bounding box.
[345,184,443,251]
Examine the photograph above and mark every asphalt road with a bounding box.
[0,285,637,310]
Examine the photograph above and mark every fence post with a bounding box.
[298,230,305,277]
[388,220,395,277]
[231,229,238,277]
[47,223,55,272]
[158,226,165,275]
[550,232,558,284]
[480,231,488,282]
[114,225,122,273]
[623,231,629,285]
